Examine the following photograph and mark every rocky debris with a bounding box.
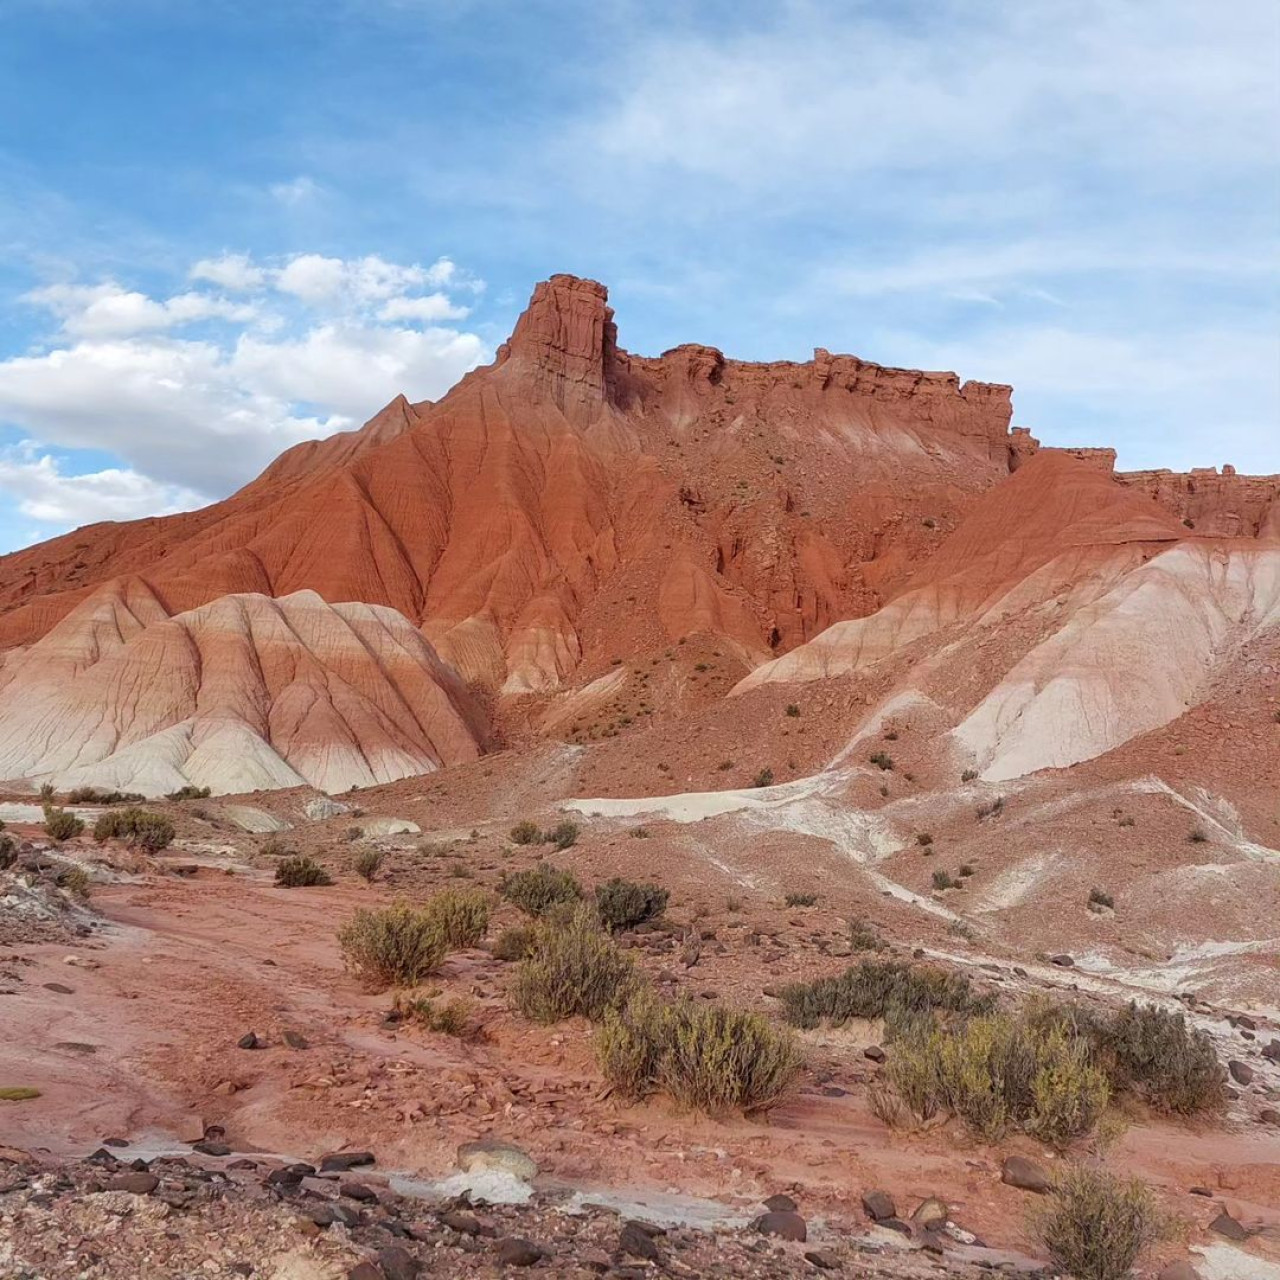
[304,796,350,822]
[360,818,422,838]
[455,1138,537,1182]
[1208,1210,1250,1241]
[237,1031,260,1050]
[763,1193,798,1213]
[1000,1156,1052,1194]
[618,1219,663,1260]
[753,1209,807,1241]
[911,1198,948,1231]
[107,1172,158,1195]
[320,1151,375,1173]
[284,1030,310,1050]
[1262,1039,1280,1062]
[1227,1060,1254,1085]
[1157,1263,1201,1280]
[376,1244,421,1279]
[864,1045,886,1063]
[1049,954,1074,968]
[862,1189,897,1221]
[493,1236,543,1266]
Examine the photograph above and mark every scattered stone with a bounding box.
[1001,1155,1052,1194]
[439,1209,482,1236]
[618,1221,662,1260]
[102,1137,129,1148]
[304,796,349,822]
[456,1138,536,1182]
[108,1172,159,1195]
[753,1210,807,1242]
[1189,1186,1212,1197]
[1209,1211,1250,1242]
[377,1245,420,1280]
[1262,1039,1280,1061]
[320,1150,375,1173]
[912,1197,948,1230]
[1228,1060,1254,1085]
[283,1030,310,1050]
[763,1193,798,1213]
[863,1045,886,1063]
[862,1189,896,1221]
[236,1032,260,1050]
[342,1182,379,1203]
[347,1265,381,1280]
[493,1237,543,1266]
[805,1250,838,1270]
[54,1041,98,1055]
[192,1139,231,1157]
[1157,1262,1201,1280]
[1049,954,1074,968]
[1259,1108,1279,1125]
[42,983,74,994]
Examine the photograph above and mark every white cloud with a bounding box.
[190,252,268,292]
[0,252,491,512]
[269,175,321,206]
[0,447,205,527]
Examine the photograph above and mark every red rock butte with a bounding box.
[0,272,1276,797]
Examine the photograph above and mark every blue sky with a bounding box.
[0,0,1277,552]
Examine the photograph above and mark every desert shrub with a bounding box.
[598,989,801,1114]
[961,768,978,782]
[785,704,801,717]
[547,820,580,850]
[511,905,635,1023]
[423,887,490,948]
[916,832,933,847]
[753,767,775,788]
[67,787,145,804]
[93,808,175,852]
[399,994,478,1039]
[630,826,650,839]
[0,834,16,871]
[1088,887,1114,910]
[1032,1165,1165,1280]
[785,891,818,907]
[848,917,885,952]
[779,959,992,1033]
[492,924,538,962]
[509,820,542,845]
[167,785,212,801]
[353,848,383,882]
[274,855,333,888]
[595,878,669,932]
[958,863,975,878]
[1188,826,1209,843]
[976,795,1005,820]
[869,752,894,771]
[60,865,91,899]
[932,869,956,890]
[338,901,447,988]
[260,836,291,858]
[38,783,56,804]
[886,1011,1109,1146]
[501,864,583,917]
[1092,1002,1224,1116]
[43,808,84,843]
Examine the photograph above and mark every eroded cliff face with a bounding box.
[1117,465,1280,538]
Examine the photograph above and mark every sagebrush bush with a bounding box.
[423,887,490,948]
[779,959,993,1034]
[501,864,583,916]
[338,901,446,988]
[93,808,175,852]
[167,785,212,801]
[512,905,635,1023]
[595,878,669,932]
[1032,1165,1165,1280]
[43,808,84,842]
[353,848,383,881]
[1088,887,1114,909]
[67,787,145,804]
[509,820,542,845]
[399,994,477,1039]
[753,767,775,788]
[60,865,91,899]
[547,820,580,850]
[847,917,885,952]
[274,855,333,888]
[597,989,802,1114]
[885,1011,1109,1146]
[785,891,818,907]
[932,869,956,890]
[0,833,16,871]
[492,923,537,962]
[869,752,894,771]
[1091,1002,1224,1116]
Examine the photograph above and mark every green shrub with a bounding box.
[976,796,1005,820]
[512,905,635,1023]
[753,767,774,788]
[501,864,583,916]
[1188,826,1209,843]
[60,865,91,899]
[848,917,885,952]
[1032,1165,1165,1280]
[1093,1002,1224,1116]
[916,832,933,846]
[492,924,537,962]
[353,848,383,882]
[509,820,542,845]
[547,820,580,850]
[399,995,477,1039]
[869,752,894,771]
[274,855,333,888]
[423,887,490,948]
[779,959,993,1034]
[67,787,145,804]
[886,1011,1109,1146]
[93,808,175,852]
[597,989,802,1114]
[932,869,956,890]
[785,704,800,718]
[629,826,650,839]
[785,892,818,907]
[43,808,84,843]
[38,783,55,804]
[595,878,669,932]
[0,834,15,870]
[167,785,212,801]
[961,769,978,782]
[260,836,291,858]
[338,901,447,988]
